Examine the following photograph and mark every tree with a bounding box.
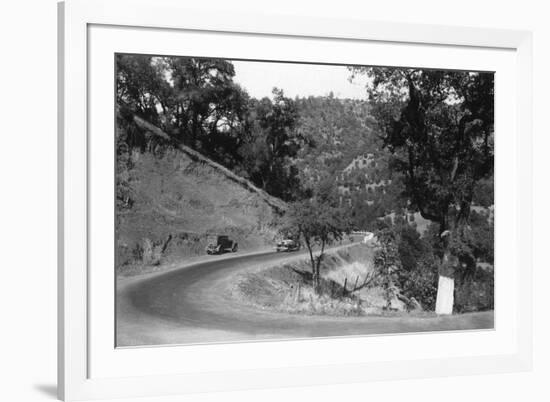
[116,56,309,201]
[283,179,350,293]
[351,67,494,314]
[239,89,304,200]
[117,55,250,168]
[116,54,169,128]
[167,57,249,160]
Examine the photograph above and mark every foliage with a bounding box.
[238,89,305,200]
[372,220,490,311]
[115,113,136,211]
[292,95,403,222]
[423,209,493,278]
[350,66,494,314]
[350,67,494,233]
[472,176,494,207]
[117,55,306,200]
[130,238,163,266]
[348,198,385,231]
[396,224,425,272]
[449,213,494,280]
[454,267,494,312]
[283,178,351,293]
[469,210,494,263]
[141,238,163,266]
[293,95,378,180]
[116,54,170,129]
[394,225,439,309]
[373,228,402,309]
[399,256,439,310]
[118,55,251,166]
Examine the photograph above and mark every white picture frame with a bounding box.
[58,0,533,400]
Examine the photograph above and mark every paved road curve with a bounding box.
[116,249,494,347]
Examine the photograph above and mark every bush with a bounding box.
[396,225,425,272]
[384,224,439,310]
[398,255,439,310]
[141,238,162,266]
[373,228,402,309]
[454,267,494,312]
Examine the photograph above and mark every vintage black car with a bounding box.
[275,239,300,252]
[205,235,238,255]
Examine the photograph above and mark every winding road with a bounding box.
[116,249,494,347]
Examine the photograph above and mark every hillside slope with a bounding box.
[232,243,423,316]
[116,116,286,273]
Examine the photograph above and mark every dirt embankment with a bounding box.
[116,118,286,276]
[231,243,425,317]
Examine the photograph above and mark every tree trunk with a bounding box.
[312,240,326,295]
[313,270,320,295]
[303,236,319,293]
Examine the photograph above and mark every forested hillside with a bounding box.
[293,96,377,179]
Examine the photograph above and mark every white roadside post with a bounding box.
[435,275,455,314]
[435,230,455,315]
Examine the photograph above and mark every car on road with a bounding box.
[349,230,374,244]
[275,239,300,252]
[206,235,238,255]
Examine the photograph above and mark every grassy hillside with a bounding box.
[232,243,428,316]
[116,118,285,274]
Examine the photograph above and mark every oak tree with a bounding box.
[351,67,494,313]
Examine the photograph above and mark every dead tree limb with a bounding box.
[350,272,378,293]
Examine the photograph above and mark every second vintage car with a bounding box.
[275,239,301,252]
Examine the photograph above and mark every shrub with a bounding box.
[141,238,162,266]
[454,266,494,312]
[396,224,425,272]
[398,255,439,310]
[373,228,402,309]
[372,209,494,312]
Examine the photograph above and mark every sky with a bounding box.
[231,60,371,100]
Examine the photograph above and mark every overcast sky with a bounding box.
[232,60,371,100]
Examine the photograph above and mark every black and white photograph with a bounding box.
[115,54,495,347]
[6,0,550,400]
